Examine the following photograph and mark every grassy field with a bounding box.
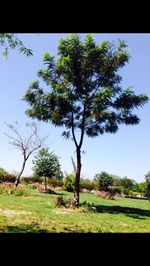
[0,188,150,232]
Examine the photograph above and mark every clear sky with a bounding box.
[0,33,150,183]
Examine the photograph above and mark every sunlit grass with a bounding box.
[0,188,150,232]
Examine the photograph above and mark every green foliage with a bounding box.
[119,177,135,194]
[0,33,33,58]
[96,190,116,200]
[63,174,75,192]
[37,187,56,194]
[24,34,148,139]
[138,182,147,195]
[0,183,30,196]
[21,176,43,184]
[81,201,97,212]
[47,177,63,187]
[32,148,63,179]
[0,168,16,183]
[108,185,123,195]
[145,172,150,197]
[80,178,95,191]
[0,167,8,176]
[94,171,114,191]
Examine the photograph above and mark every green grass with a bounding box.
[0,188,150,232]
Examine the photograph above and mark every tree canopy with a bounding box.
[32,147,63,179]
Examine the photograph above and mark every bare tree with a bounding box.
[5,122,45,187]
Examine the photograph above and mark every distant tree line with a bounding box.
[0,161,150,198]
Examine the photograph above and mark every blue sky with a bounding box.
[0,33,150,183]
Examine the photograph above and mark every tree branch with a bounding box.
[71,112,78,148]
[79,105,86,148]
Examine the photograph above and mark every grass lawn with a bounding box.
[0,188,150,232]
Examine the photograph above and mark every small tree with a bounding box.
[138,182,147,196]
[94,171,114,191]
[5,122,45,187]
[32,147,63,192]
[145,172,150,198]
[119,177,134,194]
[23,34,148,207]
[63,173,75,192]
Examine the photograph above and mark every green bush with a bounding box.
[128,191,142,197]
[94,171,114,191]
[0,183,30,196]
[47,178,63,187]
[21,176,43,184]
[13,188,30,196]
[108,186,123,195]
[0,167,8,176]
[81,201,97,212]
[0,167,16,183]
[119,177,135,192]
[80,178,95,191]
[63,174,75,192]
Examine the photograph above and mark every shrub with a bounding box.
[0,172,16,183]
[53,196,64,206]
[81,201,97,212]
[21,176,43,184]
[94,171,114,191]
[91,179,99,190]
[128,191,143,197]
[47,178,63,188]
[138,182,147,195]
[0,167,8,176]
[119,177,135,193]
[96,190,116,200]
[108,186,123,195]
[63,174,74,192]
[0,183,30,196]
[13,188,30,196]
[65,198,78,208]
[27,182,42,189]
[37,187,56,194]
[80,178,95,191]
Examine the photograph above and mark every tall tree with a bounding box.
[23,34,148,207]
[0,33,33,58]
[5,122,45,187]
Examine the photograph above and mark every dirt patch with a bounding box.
[0,209,32,217]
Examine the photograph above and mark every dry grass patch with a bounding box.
[0,209,32,217]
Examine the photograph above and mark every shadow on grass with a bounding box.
[1,223,49,233]
[80,203,150,219]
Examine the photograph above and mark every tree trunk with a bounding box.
[44,177,47,192]
[15,159,26,187]
[74,147,81,208]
